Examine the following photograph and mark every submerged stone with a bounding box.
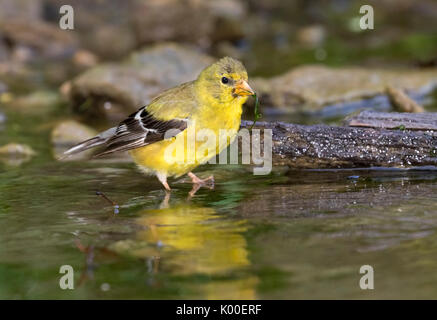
[0,142,36,166]
[0,142,36,156]
[51,119,130,162]
[51,120,98,161]
[3,90,63,115]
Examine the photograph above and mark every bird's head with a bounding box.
[196,57,254,105]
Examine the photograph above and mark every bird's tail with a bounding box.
[63,127,117,157]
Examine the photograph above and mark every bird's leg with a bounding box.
[156,172,171,191]
[187,172,214,198]
[188,172,215,185]
[188,183,201,199]
[162,181,171,192]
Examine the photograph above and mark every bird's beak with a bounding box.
[234,80,255,96]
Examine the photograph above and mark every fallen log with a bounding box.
[344,110,437,130]
[241,111,437,169]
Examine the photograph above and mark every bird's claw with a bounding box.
[187,173,215,198]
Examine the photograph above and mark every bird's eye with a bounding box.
[221,77,229,84]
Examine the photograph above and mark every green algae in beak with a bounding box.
[250,93,262,130]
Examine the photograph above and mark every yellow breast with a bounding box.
[129,99,244,177]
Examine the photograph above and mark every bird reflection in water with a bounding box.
[111,193,258,299]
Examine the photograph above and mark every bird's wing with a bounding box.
[95,81,197,157]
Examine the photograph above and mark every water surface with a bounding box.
[1,110,437,299]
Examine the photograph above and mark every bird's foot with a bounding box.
[187,172,215,198]
[188,172,215,186]
[156,172,171,191]
[162,181,171,192]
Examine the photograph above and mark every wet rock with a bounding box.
[254,65,437,112]
[3,90,63,115]
[0,19,78,62]
[51,120,98,161]
[132,0,246,47]
[296,25,326,48]
[207,0,247,43]
[53,0,137,60]
[0,18,81,87]
[0,59,36,92]
[215,42,245,61]
[207,0,247,22]
[132,0,213,47]
[0,0,133,62]
[65,43,214,120]
[0,81,8,129]
[0,142,36,156]
[72,50,99,69]
[83,25,136,61]
[0,0,42,22]
[0,142,36,166]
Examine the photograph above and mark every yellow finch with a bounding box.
[64,57,254,191]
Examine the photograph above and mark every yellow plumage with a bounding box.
[64,57,254,192]
[129,86,245,176]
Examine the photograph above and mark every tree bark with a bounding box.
[240,111,437,169]
[344,110,437,130]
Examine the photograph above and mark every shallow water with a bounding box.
[1,109,437,299]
